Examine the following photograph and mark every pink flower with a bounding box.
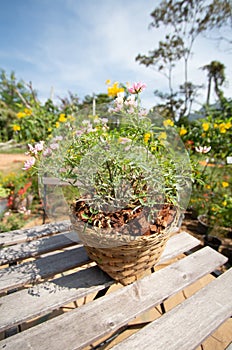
[139,108,148,117]
[98,118,108,124]
[118,137,132,144]
[127,82,146,94]
[26,141,44,155]
[76,129,84,137]
[50,143,59,150]
[43,148,52,157]
[53,136,63,142]
[22,157,36,170]
[34,141,44,152]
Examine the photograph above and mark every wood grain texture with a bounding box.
[0,266,112,332]
[0,231,80,265]
[0,231,200,293]
[111,267,232,350]
[158,231,200,264]
[0,246,90,293]
[0,247,228,350]
[0,220,71,247]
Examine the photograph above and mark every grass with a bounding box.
[0,147,27,154]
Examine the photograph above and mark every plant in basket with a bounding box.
[24,82,192,285]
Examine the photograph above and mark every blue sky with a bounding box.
[0,0,231,109]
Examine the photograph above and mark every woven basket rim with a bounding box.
[70,207,181,248]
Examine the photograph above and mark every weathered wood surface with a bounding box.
[111,267,232,350]
[158,231,200,264]
[0,220,71,247]
[0,230,198,267]
[0,266,112,332]
[0,232,203,329]
[0,230,80,265]
[0,246,90,293]
[0,232,199,293]
[0,247,228,350]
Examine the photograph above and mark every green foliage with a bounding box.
[26,85,192,217]
[0,69,34,110]
[12,100,68,143]
[190,165,232,230]
[177,97,232,234]
[0,184,10,198]
[0,213,26,232]
[0,100,16,141]
[180,98,232,159]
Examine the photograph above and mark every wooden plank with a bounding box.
[0,232,199,293]
[0,266,112,332]
[158,231,201,264]
[0,231,80,265]
[0,247,227,350]
[0,220,71,247]
[111,268,232,350]
[0,246,90,293]
[0,230,197,266]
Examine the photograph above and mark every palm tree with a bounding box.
[202,61,226,105]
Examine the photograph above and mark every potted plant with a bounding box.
[23,82,192,285]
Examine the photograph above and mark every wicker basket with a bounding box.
[71,209,181,285]
[84,231,170,285]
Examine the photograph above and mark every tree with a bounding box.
[0,101,16,141]
[0,69,35,111]
[58,91,80,115]
[202,60,226,105]
[136,0,232,120]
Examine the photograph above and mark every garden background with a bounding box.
[0,0,231,261]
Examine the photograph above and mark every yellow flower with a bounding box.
[213,123,219,128]
[12,124,21,131]
[222,181,229,188]
[24,108,32,116]
[68,115,75,122]
[179,127,187,136]
[201,133,206,137]
[212,207,217,212]
[55,122,60,128]
[202,122,210,131]
[163,119,174,127]
[219,123,226,133]
[225,121,231,129]
[158,132,167,140]
[144,133,151,144]
[107,82,124,97]
[48,127,52,132]
[16,112,26,119]
[59,114,67,123]
[222,200,227,206]
[105,79,111,85]
[205,184,211,189]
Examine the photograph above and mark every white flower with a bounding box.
[195,146,211,154]
[125,95,136,107]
